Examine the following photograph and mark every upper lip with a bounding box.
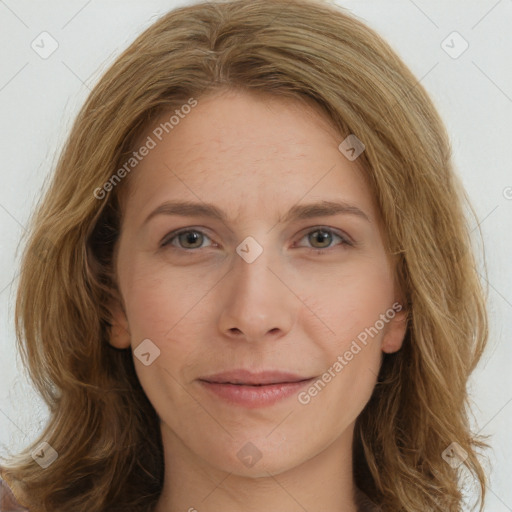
[199,369,313,385]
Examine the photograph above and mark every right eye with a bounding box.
[160,228,214,251]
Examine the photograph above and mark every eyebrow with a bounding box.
[143,199,371,226]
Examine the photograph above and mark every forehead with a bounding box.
[122,89,377,225]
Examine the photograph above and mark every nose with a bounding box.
[217,240,298,343]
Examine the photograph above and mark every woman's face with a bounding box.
[111,89,406,477]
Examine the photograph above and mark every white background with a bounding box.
[0,1,511,510]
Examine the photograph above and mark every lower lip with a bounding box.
[199,379,315,408]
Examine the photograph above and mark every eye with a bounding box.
[295,227,353,254]
[161,229,213,250]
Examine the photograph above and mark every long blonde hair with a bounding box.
[1,0,489,510]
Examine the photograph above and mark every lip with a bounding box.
[199,369,311,385]
[198,370,315,409]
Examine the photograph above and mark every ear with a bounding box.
[107,297,131,349]
[381,303,408,354]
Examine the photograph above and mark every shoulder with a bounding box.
[0,478,29,511]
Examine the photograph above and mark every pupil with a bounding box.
[313,230,330,248]
[182,232,201,248]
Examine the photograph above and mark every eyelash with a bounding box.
[160,226,353,255]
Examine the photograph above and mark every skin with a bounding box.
[109,88,407,512]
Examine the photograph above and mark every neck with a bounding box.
[155,421,359,512]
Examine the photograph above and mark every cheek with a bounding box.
[121,254,200,341]
[122,264,210,372]
[298,268,390,416]
[303,258,394,345]
[124,276,201,412]
[126,285,175,341]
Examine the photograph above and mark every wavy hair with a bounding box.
[1,0,489,510]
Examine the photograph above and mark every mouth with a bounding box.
[197,369,315,408]
[198,369,313,386]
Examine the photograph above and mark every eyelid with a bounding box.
[160,225,354,251]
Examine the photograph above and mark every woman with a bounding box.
[0,0,489,510]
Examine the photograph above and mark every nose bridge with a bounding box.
[236,236,275,295]
[234,233,281,308]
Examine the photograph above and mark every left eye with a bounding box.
[161,227,352,253]
[296,228,352,252]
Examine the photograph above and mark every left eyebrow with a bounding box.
[281,200,370,223]
[142,199,371,226]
